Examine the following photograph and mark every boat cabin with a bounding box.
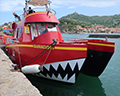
[11,0,63,44]
[12,12,63,44]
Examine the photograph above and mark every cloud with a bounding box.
[51,4,62,8]
[0,0,120,12]
[51,0,120,8]
[80,1,117,8]
[0,0,24,12]
[68,6,76,9]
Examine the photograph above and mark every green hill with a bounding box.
[58,12,120,32]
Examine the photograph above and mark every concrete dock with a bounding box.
[88,34,120,38]
[0,49,42,96]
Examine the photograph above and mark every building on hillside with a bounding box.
[76,25,88,33]
[73,12,78,15]
[95,25,104,30]
[88,28,95,33]
[76,25,82,29]
[108,28,120,33]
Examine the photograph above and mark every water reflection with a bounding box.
[26,73,106,96]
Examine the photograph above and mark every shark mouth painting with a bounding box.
[35,58,85,83]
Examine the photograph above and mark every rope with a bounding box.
[19,43,53,66]
[16,41,22,68]
[43,46,52,64]
[26,45,52,65]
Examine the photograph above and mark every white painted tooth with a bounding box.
[46,74,51,78]
[67,74,75,83]
[59,62,68,70]
[39,73,46,77]
[51,74,62,81]
[43,64,50,71]
[51,74,57,80]
[62,74,68,82]
[50,63,59,71]
[68,60,76,71]
[35,73,40,76]
[57,74,62,80]
[51,74,69,82]
[78,58,85,70]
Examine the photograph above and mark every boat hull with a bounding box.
[80,39,115,76]
[5,43,87,67]
[80,49,113,76]
[5,42,87,83]
[5,39,115,83]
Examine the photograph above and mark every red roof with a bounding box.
[3,27,13,31]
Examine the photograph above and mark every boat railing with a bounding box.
[32,7,56,15]
[0,36,3,39]
[20,14,24,20]
[63,37,82,41]
[63,37,88,43]
[5,37,15,45]
[26,0,55,15]
[15,14,24,22]
[0,37,3,44]
[14,7,56,22]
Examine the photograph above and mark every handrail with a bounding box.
[15,14,24,22]
[33,7,56,15]
[63,37,88,43]
[5,38,15,44]
[63,37,82,41]
[14,7,56,22]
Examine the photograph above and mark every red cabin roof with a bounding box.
[25,12,59,23]
[12,11,63,44]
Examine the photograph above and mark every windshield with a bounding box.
[27,22,58,40]
[46,23,58,32]
[30,23,38,40]
[36,23,47,35]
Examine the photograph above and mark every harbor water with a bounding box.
[26,34,120,96]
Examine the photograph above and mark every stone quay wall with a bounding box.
[0,49,42,96]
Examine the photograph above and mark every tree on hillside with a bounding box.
[59,13,120,30]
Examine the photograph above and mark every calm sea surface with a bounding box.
[26,34,120,96]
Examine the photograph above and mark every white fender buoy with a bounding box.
[0,45,5,48]
[21,64,41,74]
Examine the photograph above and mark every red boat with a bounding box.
[0,27,13,46]
[0,34,13,48]
[1,0,115,83]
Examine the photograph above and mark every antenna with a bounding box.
[25,0,29,13]
[25,0,28,8]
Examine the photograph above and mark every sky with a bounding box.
[0,0,120,25]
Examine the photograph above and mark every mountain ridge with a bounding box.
[58,12,120,32]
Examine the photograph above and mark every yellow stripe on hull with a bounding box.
[6,44,87,51]
[55,47,87,51]
[88,42,115,47]
[6,44,33,48]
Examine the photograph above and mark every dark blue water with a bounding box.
[26,34,120,96]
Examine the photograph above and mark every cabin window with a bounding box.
[18,28,22,38]
[36,23,47,35]
[46,23,58,32]
[14,28,17,38]
[14,28,19,38]
[19,28,22,33]
[30,23,38,40]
